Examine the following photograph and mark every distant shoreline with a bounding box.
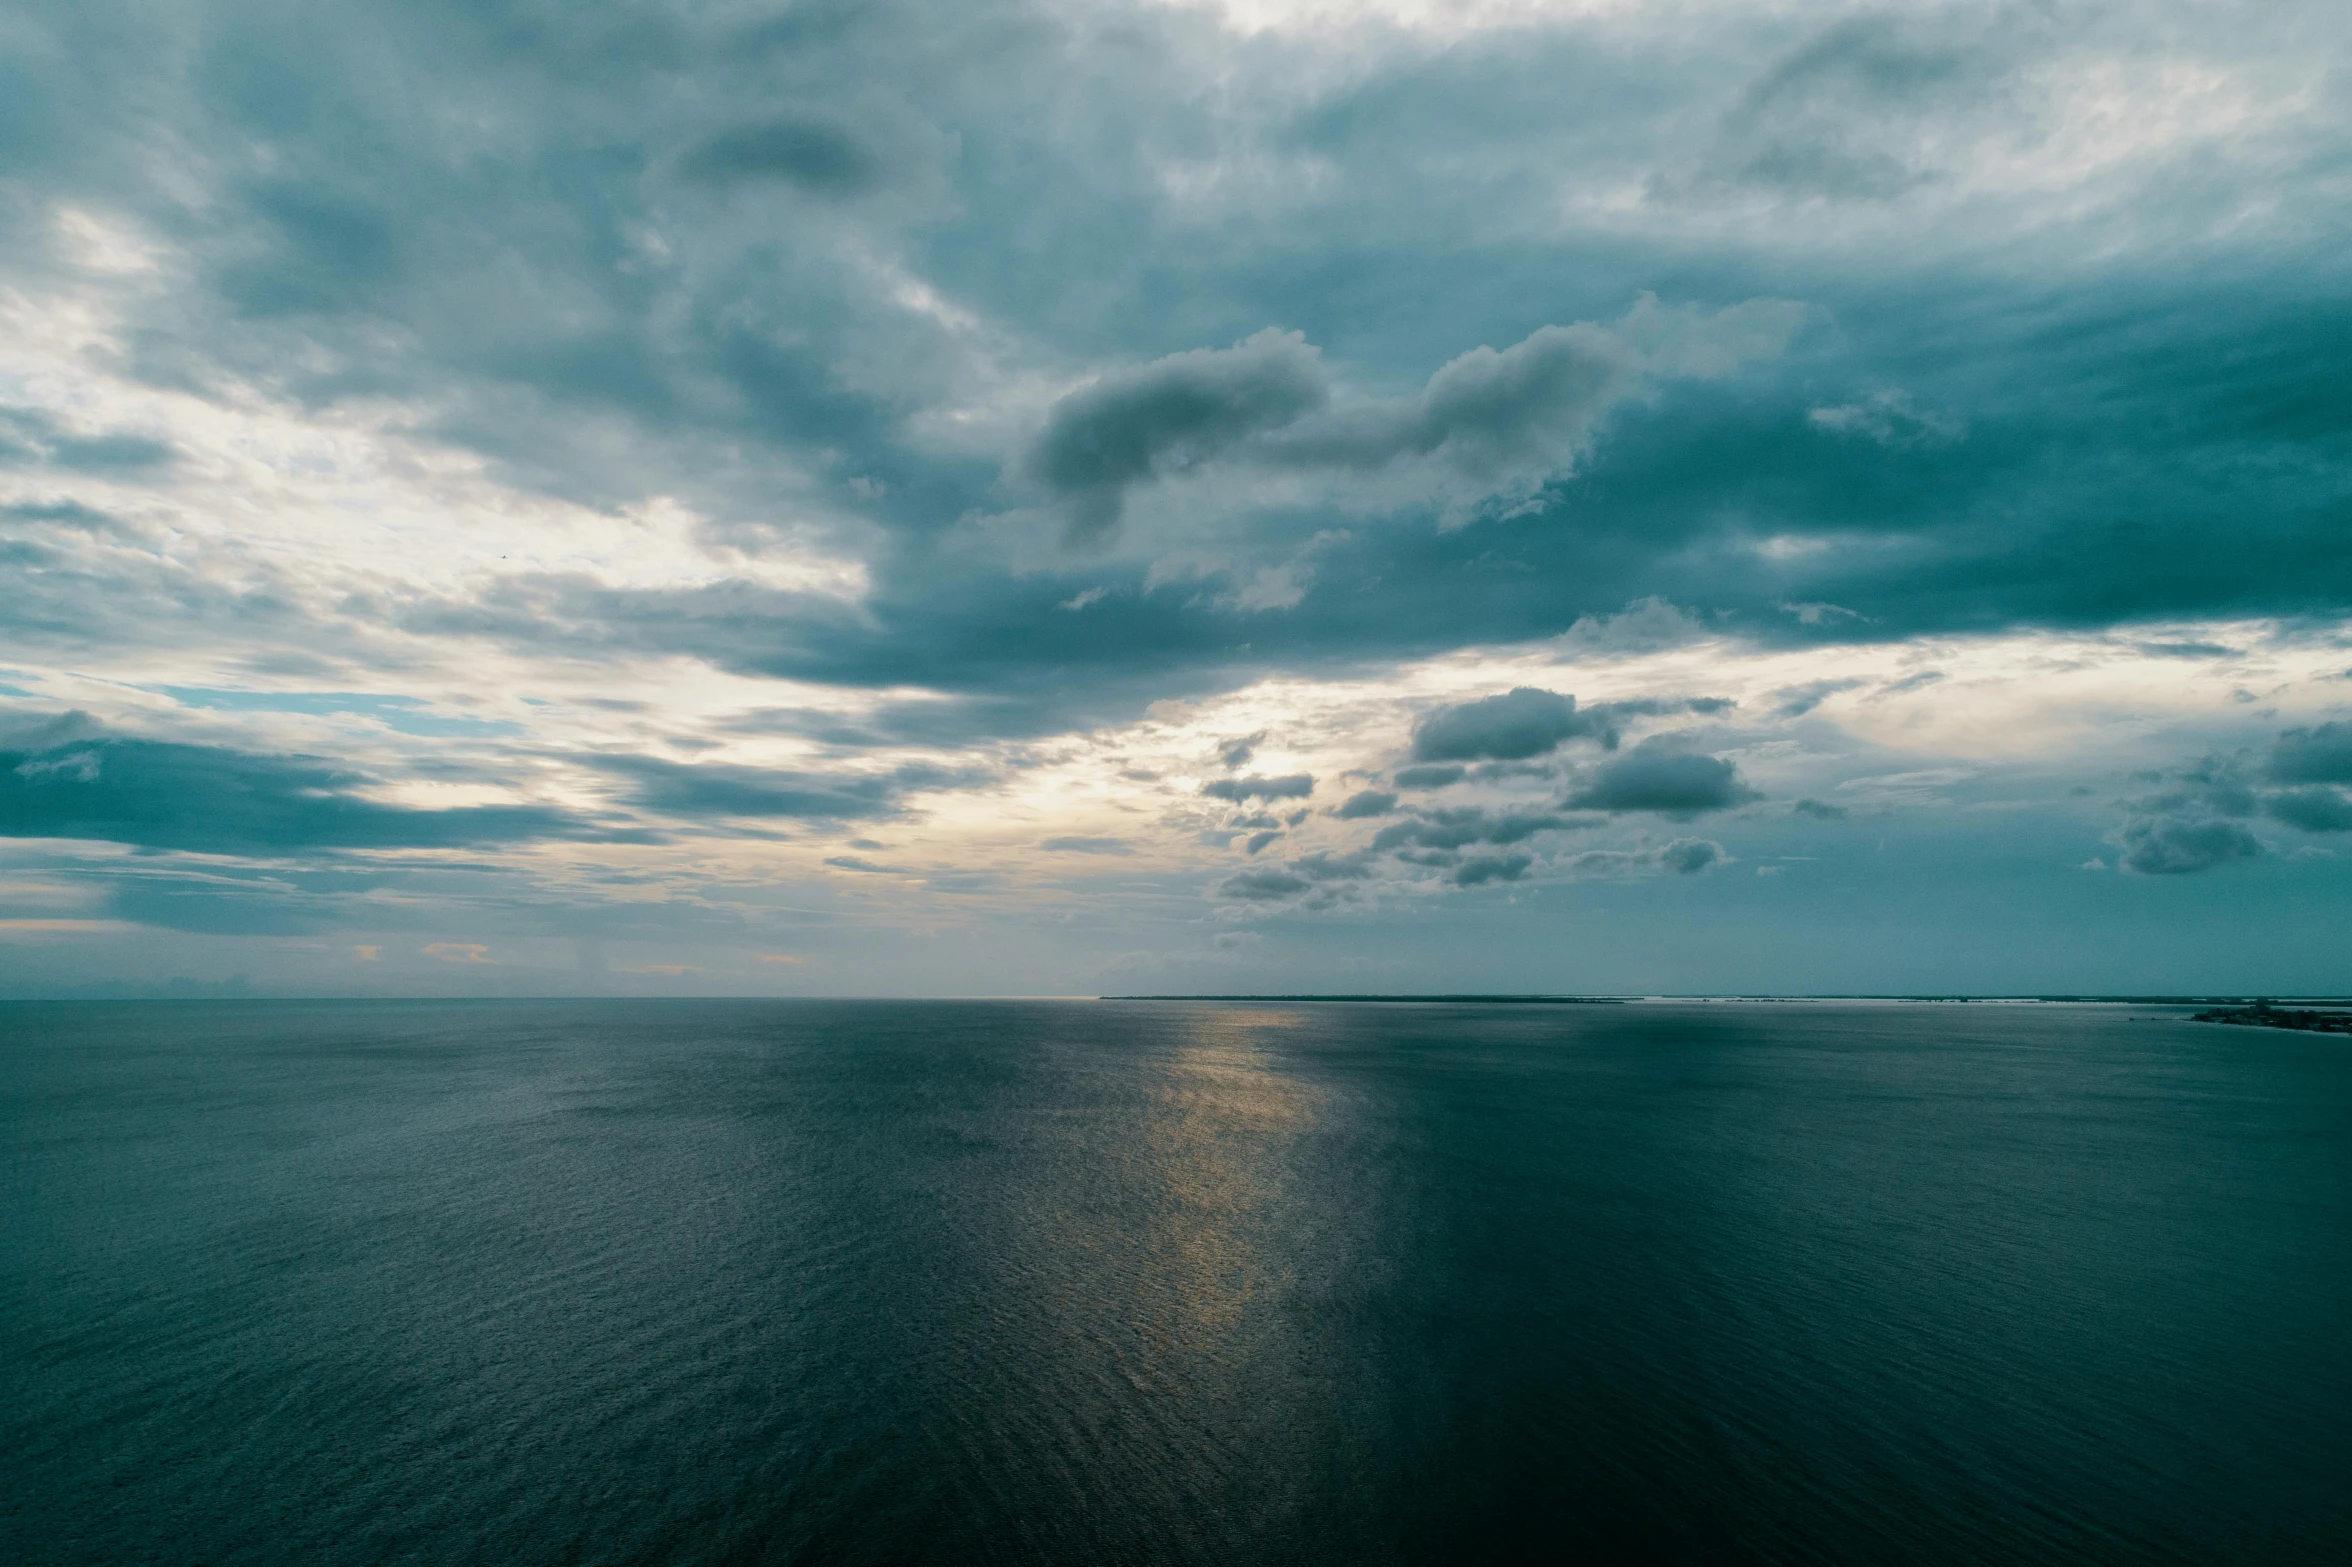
[2191,1003,2352,1034]
[1102,994,1629,1005]
[1098,994,2352,1006]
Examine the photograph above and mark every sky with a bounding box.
[1,0,2349,997]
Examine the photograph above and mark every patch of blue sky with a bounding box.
[156,688,522,738]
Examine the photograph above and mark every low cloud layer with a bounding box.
[1,729,599,853]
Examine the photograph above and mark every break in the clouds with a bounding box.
[1,0,2349,995]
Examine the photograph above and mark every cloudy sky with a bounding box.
[2,0,2349,996]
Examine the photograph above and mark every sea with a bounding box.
[3,999,2347,1565]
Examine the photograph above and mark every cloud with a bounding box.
[1658,837,1723,874]
[0,405,177,475]
[680,117,882,195]
[585,755,969,822]
[2114,817,2263,875]
[1201,773,1315,802]
[1696,11,2003,201]
[1025,329,1329,542]
[1022,297,1796,542]
[1393,763,1467,789]
[1408,687,1733,764]
[1333,789,1397,819]
[2106,745,2315,868]
[2269,722,2352,786]
[1808,390,1964,448]
[1564,737,1758,817]
[1411,687,1606,762]
[1264,299,1801,522]
[2265,787,2352,834]
[0,733,597,853]
[1266,322,1636,483]
[1791,798,1847,820]
[1454,853,1532,886]
[1772,679,1865,717]
[1212,848,1375,905]
[1561,838,1731,879]
[1217,732,1267,768]
[2106,739,2352,855]
[1216,866,1312,902]
[422,942,491,964]
[1041,835,1133,854]
[1370,807,1578,854]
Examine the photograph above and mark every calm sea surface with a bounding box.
[3,1000,2347,1564]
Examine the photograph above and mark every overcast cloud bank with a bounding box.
[1,0,2348,994]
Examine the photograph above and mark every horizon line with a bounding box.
[4,992,2350,1006]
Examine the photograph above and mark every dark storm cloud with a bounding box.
[1201,773,1314,802]
[2268,723,2352,786]
[1564,737,1758,817]
[1333,789,1397,819]
[1024,330,1329,542]
[0,733,599,853]
[1259,322,1637,479]
[1018,304,1788,542]
[1392,763,1466,790]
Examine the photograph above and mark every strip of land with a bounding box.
[2190,1004,2352,1034]
[1101,994,1625,1004]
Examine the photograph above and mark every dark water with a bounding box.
[4,1001,2348,1565]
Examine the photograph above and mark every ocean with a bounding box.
[4,999,2347,1564]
